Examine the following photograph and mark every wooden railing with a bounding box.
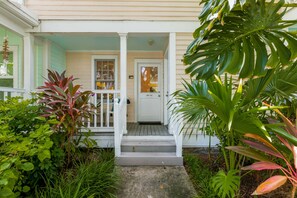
[87,90,120,132]
[169,99,183,157]
[114,97,126,156]
[0,87,26,100]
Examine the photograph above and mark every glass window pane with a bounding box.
[140,66,158,93]
[0,52,13,76]
[95,59,115,90]
[0,79,13,87]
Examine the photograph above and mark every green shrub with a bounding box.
[0,98,63,197]
[36,150,119,198]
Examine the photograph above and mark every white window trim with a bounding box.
[0,45,18,88]
[91,55,118,91]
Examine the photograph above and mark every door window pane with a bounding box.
[140,66,158,93]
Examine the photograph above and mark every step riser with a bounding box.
[116,157,183,166]
[121,145,176,152]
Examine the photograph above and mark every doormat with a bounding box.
[138,122,162,125]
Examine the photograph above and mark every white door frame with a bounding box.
[134,59,166,123]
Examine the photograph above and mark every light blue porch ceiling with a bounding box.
[40,33,168,51]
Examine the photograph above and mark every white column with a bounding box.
[23,33,35,98]
[168,32,176,95]
[168,33,176,135]
[119,32,127,133]
[42,39,50,79]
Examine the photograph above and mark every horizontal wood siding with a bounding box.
[66,51,163,122]
[24,0,201,21]
[176,32,193,90]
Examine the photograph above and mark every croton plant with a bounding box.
[227,105,297,197]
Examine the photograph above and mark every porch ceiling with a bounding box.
[39,33,168,51]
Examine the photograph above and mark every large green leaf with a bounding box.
[184,0,297,79]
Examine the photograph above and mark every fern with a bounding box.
[211,169,240,198]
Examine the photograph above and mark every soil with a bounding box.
[184,148,292,198]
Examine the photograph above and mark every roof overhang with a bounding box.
[0,0,39,35]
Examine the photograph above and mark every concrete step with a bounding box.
[116,152,183,166]
[121,139,176,152]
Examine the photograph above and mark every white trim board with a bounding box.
[35,21,199,33]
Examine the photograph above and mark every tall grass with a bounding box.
[36,150,119,198]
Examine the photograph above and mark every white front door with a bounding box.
[137,63,162,122]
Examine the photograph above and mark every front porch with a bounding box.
[0,29,183,165]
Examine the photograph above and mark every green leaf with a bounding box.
[0,162,10,172]
[211,170,240,198]
[38,150,51,162]
[21,162,34,171]
[0,179,8,185]
[22,186,30,193]
[0,187,14,197]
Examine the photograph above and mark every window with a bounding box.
[0,46,17,88]
[93,56,118,90]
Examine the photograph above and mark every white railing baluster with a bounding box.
[100,93,104,127]
[84,90,120,131]
[107,93,110,127]
[0,87,26,101]
[94,93,97,128]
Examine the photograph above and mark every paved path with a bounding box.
[116,166,197,198]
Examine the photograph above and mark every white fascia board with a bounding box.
[35,20,199,33]
[0,7,26,35]
[0,0,39,28]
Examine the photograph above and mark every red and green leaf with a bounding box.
[251,175,287,195]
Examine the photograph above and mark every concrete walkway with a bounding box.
[116,166,197,198]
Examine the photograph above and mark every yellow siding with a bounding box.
[25,0,201,21]
[176,32,193,90]
[66,51,163,122]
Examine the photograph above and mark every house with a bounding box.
[3,0,296,166]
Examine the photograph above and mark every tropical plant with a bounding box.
[173,74,274,171]
[211,169,240,198]
[0,98,56,197]
[185,0,297,79]
[37,70,94,162]
[227,107,297,197]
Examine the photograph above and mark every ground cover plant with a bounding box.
[36,149,119,198]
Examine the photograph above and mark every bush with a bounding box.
[36,149,119,198]
[0,98,63,197]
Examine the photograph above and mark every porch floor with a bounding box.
[125,123,171,136]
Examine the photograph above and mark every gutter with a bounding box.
[0,0,39,27]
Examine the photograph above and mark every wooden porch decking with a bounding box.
[125,123,171,136]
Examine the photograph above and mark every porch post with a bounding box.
[119,32,127,133]
[23,33,35,98]
[168,32,176,95]
[168,32,176,135]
